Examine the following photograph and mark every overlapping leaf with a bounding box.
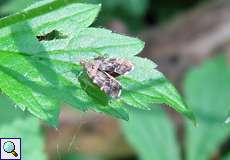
[0,0,195,125]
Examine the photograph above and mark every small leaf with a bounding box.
[184,55,230,160]
[121,107,180,160]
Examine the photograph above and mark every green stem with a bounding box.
[0,0,83,29]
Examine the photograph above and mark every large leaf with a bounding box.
[184,55,230,160]
[36,27,196,123]
[0,0,195,125]
[121,107,180,160]
[0,95,47,160]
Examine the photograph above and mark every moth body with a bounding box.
[81,57,133,98]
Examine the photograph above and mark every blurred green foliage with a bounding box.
[0,95,47,160]
[63,153,103,160]
[122,107,180,160]
[0,0,208,32]
[122,55,230,160]
[222,154,230,160]
[0,0,39,15]
[184,55,230,160]
[87,0,208,32]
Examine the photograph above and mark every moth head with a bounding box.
[80,60,87,65]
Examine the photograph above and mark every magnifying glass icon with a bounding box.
[3,141,18,157]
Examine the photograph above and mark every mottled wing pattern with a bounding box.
[83,60,101,79]
[93,70,122,98]
[97,57,134,77]
[82,57,133,98]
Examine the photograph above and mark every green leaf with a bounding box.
[0,94,25,125]
[0,0,95,29]
[184,55,230,160]
[0,95,47,160]
[0,0,194,125]
[120,0,149,17]
[98,0,149,17]
[36,27,195,123]
[121,107,180,160]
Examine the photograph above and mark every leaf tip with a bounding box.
[184,109,197,126]
[138,39,145,53]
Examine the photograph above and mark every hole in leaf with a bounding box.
[36,30,68,41]
[169,54,180,64]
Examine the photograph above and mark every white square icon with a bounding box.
[0,138,21,160]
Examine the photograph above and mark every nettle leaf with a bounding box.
[0,0,195,125]
[121,107,180,160]
[37,27,195,122]
[184,55,230,160]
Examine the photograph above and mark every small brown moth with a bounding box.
[81,57,134,98]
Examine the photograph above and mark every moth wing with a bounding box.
[98,58,134,77]
[84,61,101,79]
[93,70,122,98]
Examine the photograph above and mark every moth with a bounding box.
[81,57,134,98]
